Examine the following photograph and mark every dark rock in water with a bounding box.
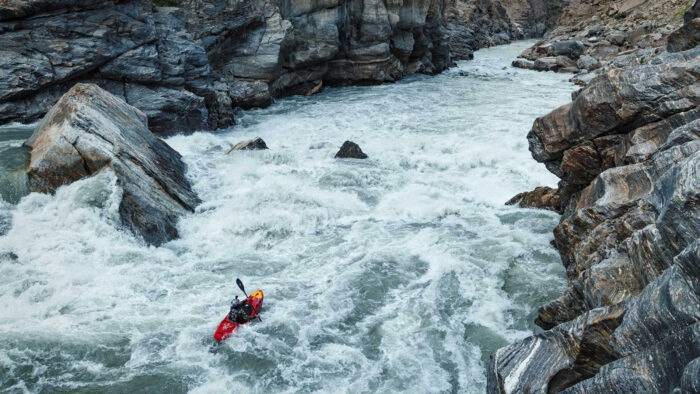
[551,40,586,59]
[335,141,368,159]
[225,137,268,154]
[24,83,200,246]
[506,186,561,213]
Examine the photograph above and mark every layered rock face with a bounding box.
[512,0,691,74]
[0,0,565,134]
[446,0,520,60]
[0,0,468,133]
[25,83,200,246]
[183,0,453,104]
[493,0,556,37]
[0,0,233,135]
[490,10,700,392]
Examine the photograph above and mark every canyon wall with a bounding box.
[490,2,700,392]
[0,0,554,136]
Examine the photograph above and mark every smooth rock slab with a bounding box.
[25,83,200,246]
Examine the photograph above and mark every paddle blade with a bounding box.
[236,278,246,295]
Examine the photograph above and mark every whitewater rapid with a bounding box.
[0,41,575,393]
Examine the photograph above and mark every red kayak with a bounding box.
[214,290,263,341]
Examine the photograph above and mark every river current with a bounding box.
[0,42,575,393]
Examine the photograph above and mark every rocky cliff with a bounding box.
[490,4,700,392]
[0,0,561,135]
[511,0,692,74]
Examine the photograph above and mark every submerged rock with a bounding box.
[225,137,268,154]
[335,141,368,159]
[25,83,200,246]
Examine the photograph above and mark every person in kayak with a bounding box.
[229,296,255,323]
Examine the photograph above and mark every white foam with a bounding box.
[0,41,573,392]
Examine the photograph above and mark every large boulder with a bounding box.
[25,83,200,246]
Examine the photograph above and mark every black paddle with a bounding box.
[236,278,261,322]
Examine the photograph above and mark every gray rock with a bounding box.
[335,141,368,159]
[512,59,536,70]
[667,1,700,53]
[682,357,700,393]
[124,84,208,136]
[0,0,234,134]
[225,137,268,154]
[490,39,700,393]
[24,83,200,246]
[551,40,586,59]
[577,55,601,71]
[608,31,627,46]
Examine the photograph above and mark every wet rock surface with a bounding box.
[490,10,700,392]
[225,137,269,153]
[335,141,368,159]
[0,0,565,133]
[512,0,693,75]
[506,186,561,212]
[25,83,200,246]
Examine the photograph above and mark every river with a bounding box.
[0,41,575,393]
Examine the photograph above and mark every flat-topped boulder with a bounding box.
[25,83,200,246]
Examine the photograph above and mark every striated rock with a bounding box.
[335,141,368,159]
[490,12,700,391]
[506,186,561,212]
[445,0,520,60]
[25,83,200,246]
[492,0,554,37]
[489,304,625,393]
[225,137,268,154]
[0,1,233,135]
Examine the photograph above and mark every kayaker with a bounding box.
[229,296,243,320]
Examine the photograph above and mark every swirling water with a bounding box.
[0,41,575,393]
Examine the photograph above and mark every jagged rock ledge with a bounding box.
[25,83,200,246]
[490,6,700,392]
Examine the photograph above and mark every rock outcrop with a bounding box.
[446,0,519,60]
[335,141,368,159]
[0,1,233,135]
[512,0,692,75]
[505,186,561,212]
[0,0,569,134]
[491,12,700,392]
[226,137,268,153]
[25,83,200,246]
